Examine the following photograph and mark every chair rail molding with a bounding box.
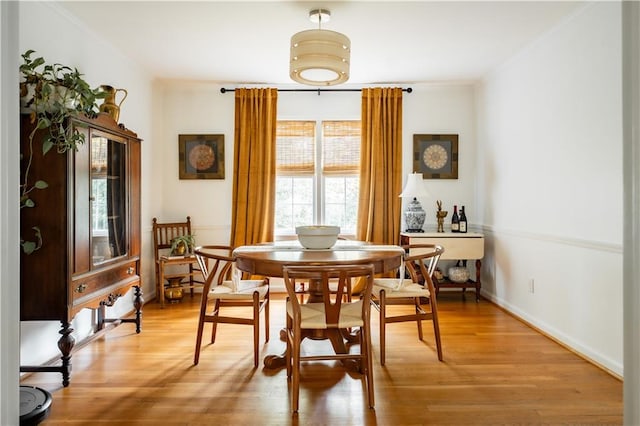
[477,222,623,377]
[477,224,622,254]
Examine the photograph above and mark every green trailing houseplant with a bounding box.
[170,234,196,256]
[20,49,103,153]
[20,49,106,254]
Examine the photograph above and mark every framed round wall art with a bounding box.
[412,134,458,179]
[178,134,225,179]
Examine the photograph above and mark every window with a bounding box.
[90,137,109,236]
[91,178,108,234]
[275,120,360,236]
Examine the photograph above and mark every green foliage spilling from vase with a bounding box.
[20,50,104,153]
[170,234,196,256]
[19,49,106,254]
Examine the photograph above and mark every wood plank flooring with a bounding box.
[21,292,622,425]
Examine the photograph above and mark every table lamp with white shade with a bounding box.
[399,172,430,232]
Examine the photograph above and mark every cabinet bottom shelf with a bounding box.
[434,279,481,301]
[20,285,143,387]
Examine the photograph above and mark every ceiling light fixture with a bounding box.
[290,8,351,86]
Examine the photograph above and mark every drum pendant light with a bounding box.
[290,9,351,86]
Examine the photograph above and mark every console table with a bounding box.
[400,232,485,301]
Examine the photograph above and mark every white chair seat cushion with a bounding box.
[373,277,410,291]
[373,281,431,298]
[286,300,364,329]
[225,278,265,292]
[208,282,268,300]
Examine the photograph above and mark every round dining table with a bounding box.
[233,240,403,277]
[233,240,404,369]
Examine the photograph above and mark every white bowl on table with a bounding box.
[295,225,341,250]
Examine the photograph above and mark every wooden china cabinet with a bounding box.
[19,112,143,387]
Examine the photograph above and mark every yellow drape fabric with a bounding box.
[353,88,403,293]
[356,87,403,245]
[230,88,278,248]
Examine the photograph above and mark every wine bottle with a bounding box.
[451,205,460,232]
[459,205,468,233]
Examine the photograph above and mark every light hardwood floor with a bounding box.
[21,292,622,425]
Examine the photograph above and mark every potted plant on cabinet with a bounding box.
[19,49,105,254]
[170,234,196,256]
[20,49,104,152]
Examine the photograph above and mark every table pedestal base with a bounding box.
[263,328,360,370]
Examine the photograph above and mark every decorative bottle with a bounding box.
[459,206,468,233]
[451,205,460,233]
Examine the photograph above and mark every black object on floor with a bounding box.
[20,386,52,425]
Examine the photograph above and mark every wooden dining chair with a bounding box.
[193,245,269,367]
[282,263,376,414]
[370,244,444,365]
[293,236,353,303]
[152,217,203,307]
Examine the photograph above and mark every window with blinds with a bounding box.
[275,120,361,236]
[322,121,360,175]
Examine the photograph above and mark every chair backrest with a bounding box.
[194,245,235,291]
[152,216,193,260]
[403,244,444,287]
[283,264,375,328]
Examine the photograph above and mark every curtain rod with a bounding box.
[220,87,412,94]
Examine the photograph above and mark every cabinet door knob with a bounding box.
[75,283,87,293]
[127,267,135,275]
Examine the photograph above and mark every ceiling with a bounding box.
[57,1,585,87]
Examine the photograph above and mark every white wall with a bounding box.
[14,0,625,402]
[15,0,477,374]
[153,83,476,293]
[403,84,477,230]
[150,83,235,244]
[156,83,477,254]
[18,1,155,369]
[476,2,623,375]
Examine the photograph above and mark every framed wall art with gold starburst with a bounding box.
[412,134,458,179]
[178,134,225,179]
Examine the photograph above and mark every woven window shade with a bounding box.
[276,121,315,175]
[276,120,361,175]
[322,121,360,175]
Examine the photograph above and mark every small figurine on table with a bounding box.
[436,200,448,233]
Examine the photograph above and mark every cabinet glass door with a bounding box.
[91,133,127,265]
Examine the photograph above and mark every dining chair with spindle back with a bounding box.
[194,245,270,367]
[152,217,203,307]
[371,244,444,365]
[282,263,376,413]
